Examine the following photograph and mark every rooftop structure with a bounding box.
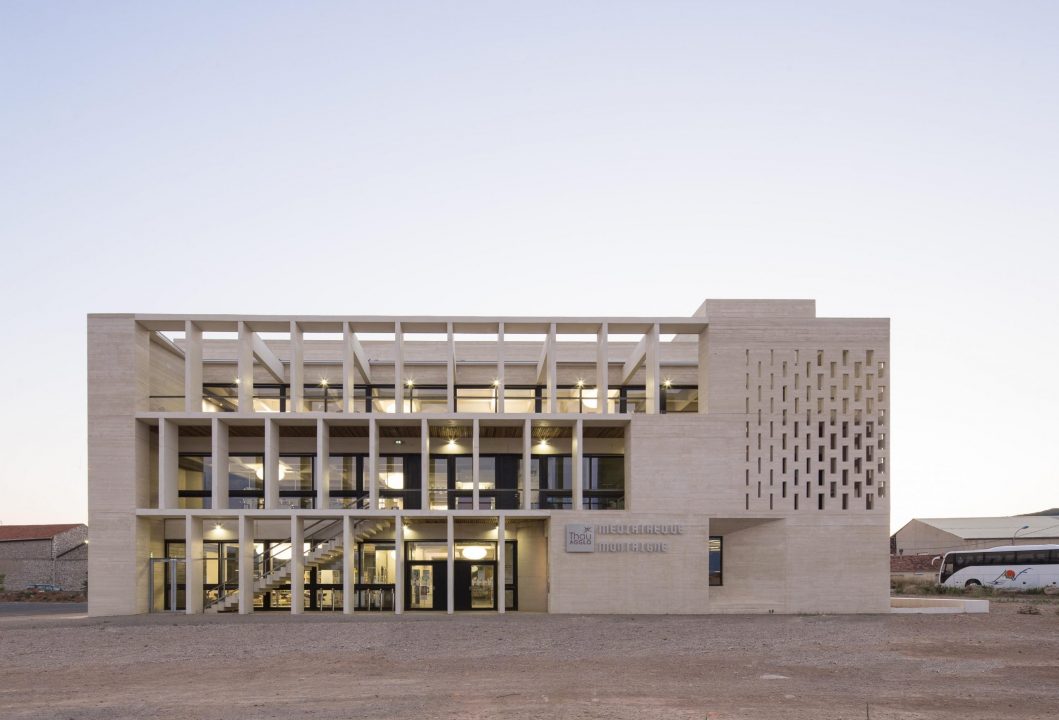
[894,516,1059,555]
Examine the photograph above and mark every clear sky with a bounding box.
[1,3,1056,531]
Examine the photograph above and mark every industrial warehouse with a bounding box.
[87,299,890,616]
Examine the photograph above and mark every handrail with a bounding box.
[253,518,344,578]
[203,518,348,611]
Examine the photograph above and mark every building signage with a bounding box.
[565,524,595,552]
[565,523,683,553]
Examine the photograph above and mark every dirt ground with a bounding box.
[1,599,1057,720]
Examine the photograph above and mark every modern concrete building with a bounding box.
[893,516,1059,556]
[0,524,88,591]
[87,299,890,616]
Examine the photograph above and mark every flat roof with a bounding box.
[909,516,1059,540]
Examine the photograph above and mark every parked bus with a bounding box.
[938,545,1059,589]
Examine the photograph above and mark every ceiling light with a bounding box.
[394,439,403,445]
[576,378,585,388]
[406,378,415,387]
[461,545,488,561]
[447,438,456,446]
[320,379,329,387]
[234,378,241,384]
[492,378,500,387]
[539,438,549,447]
[213,523,224,532]
[663,378,673,388]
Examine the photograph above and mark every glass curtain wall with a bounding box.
[429,456,520,509]
[227,455,265,509]
[377,455,422,509]
[531,455,572,509]
[329,455,368,509]
[582,455,625,509]
[178,454,211,509]
[278,455,314,509]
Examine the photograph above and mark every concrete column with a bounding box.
[237,515,254,614]
[237,321,254,411]
[420,419,430,510]
[368,418,378,509]
[184,321,202,413]
[185,515,203,614]
[546,323,557,413]
[316,418,330,510]
[497,514,505,614]
[159,419,179,510]
[394,321,405,412]
[697,328,709,414]
[596,321,608,415]
[211,418,229,510]
[496,322,505,413]
[446,514,454,615]
[342,515,354,615]
[522,418,532,510]
[446,322,455,412]
[343,322,356,413]
[645,323,660,415]
[290,321,304,413]
[264,418,279,510]
[472,418,480,510]
[572,419,583,510]
[290,516,304,614]
[394,517,404,614]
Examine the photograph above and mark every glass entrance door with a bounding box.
[454,561,496,610]
[410,564,434,609]
[470,564,495,610]
[407,560,447,611]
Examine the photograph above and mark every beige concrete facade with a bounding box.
[87,300,890,616]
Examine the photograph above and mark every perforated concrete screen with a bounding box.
[743,348,889,514]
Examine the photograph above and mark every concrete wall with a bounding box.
[516,522,548,612]
[88,316,153,615]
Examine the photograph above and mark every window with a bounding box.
[227,455,265,510]
[532,455,572,509]
[178,454,211,509]
[428,455,521,510]
[278,455,314,509]
[329,455,367,509]
[582,455,625,510]
[709,537,723,586]
[377,455,422,510]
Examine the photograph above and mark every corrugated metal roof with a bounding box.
[914,516,1059,540]
[0,524,84,542]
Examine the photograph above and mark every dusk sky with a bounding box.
[1,3,1056,531]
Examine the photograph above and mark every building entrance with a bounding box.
[454,562,496,610]
[405,540,512,611]
[409,561,447,610]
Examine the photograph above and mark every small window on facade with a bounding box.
[709,537,723,586]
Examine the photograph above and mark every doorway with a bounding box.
[408,561,448,611]
[454,562,496,610]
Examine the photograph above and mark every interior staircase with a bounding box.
[205,519,389,613]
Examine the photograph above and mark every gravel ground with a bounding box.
[1,600,1057,720]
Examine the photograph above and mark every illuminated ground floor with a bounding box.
[131,510,887,615]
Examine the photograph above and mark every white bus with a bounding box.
[939,544,1059,590]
